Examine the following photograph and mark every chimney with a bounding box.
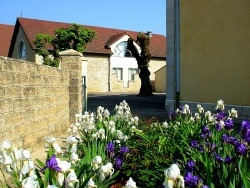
[147,30,152,37]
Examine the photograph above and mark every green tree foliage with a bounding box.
[34,24,96,67]
[33,33,56,66]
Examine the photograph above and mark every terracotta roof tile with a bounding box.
[0,24,14,56]
[14,17,166,58]
[105,32,128,47]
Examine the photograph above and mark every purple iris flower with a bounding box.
[106,142,115,153]
[178,105,184,112]
[120,146,129,154]
[168,111,176,120]
[241,120,250,142]
[198,144,204,153]
[225,118,234,130]
[184,172,199,188]
[41,155,61,172]
[224,156,234,164]
[200,134,206,139]
[215,122,223,131]
[200,132,211,140]
[114,157,123,169]
[190,140,198,148]
[214,154,224,163]
[215,111,227,121]
[185,160,196,172]
[241,120,250,130]
[202,185,209,188]
[206,142,216,152]
[242,128,250,142]
[202,125,210,133]
[222,134,228,143]
[200,126,212,139]
[223,134,239,146]
[235,143,247,155]
[106,142,115,158]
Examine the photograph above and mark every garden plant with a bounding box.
[0,99,249,188]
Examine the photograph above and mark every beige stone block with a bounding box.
[23,109,37,122]
[2,61,14,71]
[0,113,5,128]
[15,123,30,136]
[2,99,13,112]
[43,96,52,106]
[69,85,80,93]
[60,77,69,86]
[22,87,37,97]
[46,86,56,95]
[13,98,23,111]
[12,60,22,72]
[70,79,80,85]
[20,63,28,73]
[0,128,14,142]
[0,99,3,111]
[37,86,47,96]
[0,86,3,98]
[20,74,29,85]
[69,93,81,101]
[12,73,20,84]
[36,107,48,117]
[23,133,37,149]
[4,86,22,98]
[40,76,48,85]
[0,72,12,85]
[5,111,23,126]
[38,65,49,76]
[29,74,41,85]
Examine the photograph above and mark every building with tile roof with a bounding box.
[0,24,14,56]
[8,17,166,93]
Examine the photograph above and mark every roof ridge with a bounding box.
[17,17,165,36]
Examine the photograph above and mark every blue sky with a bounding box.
[0,0,166,36]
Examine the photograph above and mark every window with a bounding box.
[113,68,123,81]
[113,41,133,57]
[18,40,26,60]
[128,68,139,81]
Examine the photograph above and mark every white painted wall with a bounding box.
[110,35,140,87]
[110,56,138,87]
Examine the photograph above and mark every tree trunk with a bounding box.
[128,33,154,97]
[138,66,154,96]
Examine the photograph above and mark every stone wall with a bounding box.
[110,73,141,93]
[149,59,166,92]
[0,50,83,153]
[85,55,110,92]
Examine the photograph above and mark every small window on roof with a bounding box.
[18,40,26,60]
[113,41,134,57]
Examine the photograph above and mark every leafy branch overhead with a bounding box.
[33,24,96,67]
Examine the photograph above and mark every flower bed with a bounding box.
[0,100,249,187]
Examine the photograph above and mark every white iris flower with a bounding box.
[163,164,184,188]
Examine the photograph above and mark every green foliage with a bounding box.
[33,24,96,67]
[33,33,57,66]
[54,24,96,53]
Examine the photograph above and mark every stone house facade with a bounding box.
[8,17,166,93]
